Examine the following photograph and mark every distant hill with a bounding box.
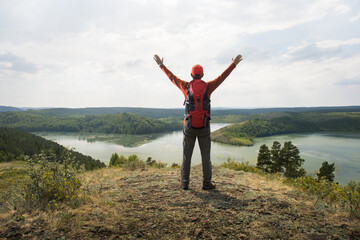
[2,106,360,118]
[211,106,360,116]
[26,107,184,118]
[0,111,182,134]
[0,127,105,170]
[19,105,360,118]
[0,106,24,113]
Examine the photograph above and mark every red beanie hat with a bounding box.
[191,64,204,79]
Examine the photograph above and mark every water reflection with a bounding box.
[37,132,168,148]
[34,125,360,184]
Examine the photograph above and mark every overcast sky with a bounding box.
[0,0,360,109]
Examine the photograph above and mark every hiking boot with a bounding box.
[202,182,216,190]
[181,183,189,190]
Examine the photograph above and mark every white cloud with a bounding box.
[0,0,359,108]
[334,4,351,15]
[350,10,360,22]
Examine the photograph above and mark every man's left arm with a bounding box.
[207,54,243,95]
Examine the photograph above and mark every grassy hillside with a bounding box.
[0,111,182,134]
[1,162,359,239]
[0,127,105,170]
[212,112,360,146]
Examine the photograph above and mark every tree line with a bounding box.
[0,111,182,134]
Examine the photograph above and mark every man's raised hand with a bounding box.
[232,55,243,65]
[153,54,164,66]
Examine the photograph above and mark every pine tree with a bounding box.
[270,141,282,173]
[109,153,120,166]
[317,161,335,182]
[257,144,272,172]
[280,141,306,178]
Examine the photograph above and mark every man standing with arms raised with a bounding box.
[154,54,243,190]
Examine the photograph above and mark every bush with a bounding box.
[221,158,262,174]
[24,152,82,209]
[152,161,167,169]
[146,157,167,169]
[123,154,146,171]
[109,153,145,170]
[222,159,360,218]
[109,153,126,167]
[346,181,360,217]
[289,176,360,218]
[146,157,156,166]
[171,163,180,169]
[317,161,335,182]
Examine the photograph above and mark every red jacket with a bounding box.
[160,63,236,99]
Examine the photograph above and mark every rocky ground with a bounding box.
[1,165,359,239]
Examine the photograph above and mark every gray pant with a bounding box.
[182,126,212,184]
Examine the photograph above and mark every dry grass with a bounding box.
[1,162,359,239]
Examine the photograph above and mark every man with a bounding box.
[153,54,243,190]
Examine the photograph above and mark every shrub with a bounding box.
[151,161,167,169]
[171,163,180,169]
[109,153,126,167]
[123,154,146,171]
[317,161,335,182]
[348,181,360,192]
[146,157,167,168]
[222,158,359,218]
[108,153,146,170]
[146,157,156,166]
[346,181,360,217]
[221,158,262,174]
[289,176,360,218]
[24,151,82,209]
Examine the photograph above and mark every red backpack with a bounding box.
[184,79,211,128]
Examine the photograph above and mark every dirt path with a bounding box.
[1,165,359,239]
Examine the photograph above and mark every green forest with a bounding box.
[212,112,360,146]
[0,111,182,134]
[2,105,359,116]
[0,127,105,170]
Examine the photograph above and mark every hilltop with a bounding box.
[0,106,23,113]
[1,163,359,239]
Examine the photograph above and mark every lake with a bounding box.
[35,123,360,185]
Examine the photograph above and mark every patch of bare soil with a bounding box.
[1,165,359,239]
